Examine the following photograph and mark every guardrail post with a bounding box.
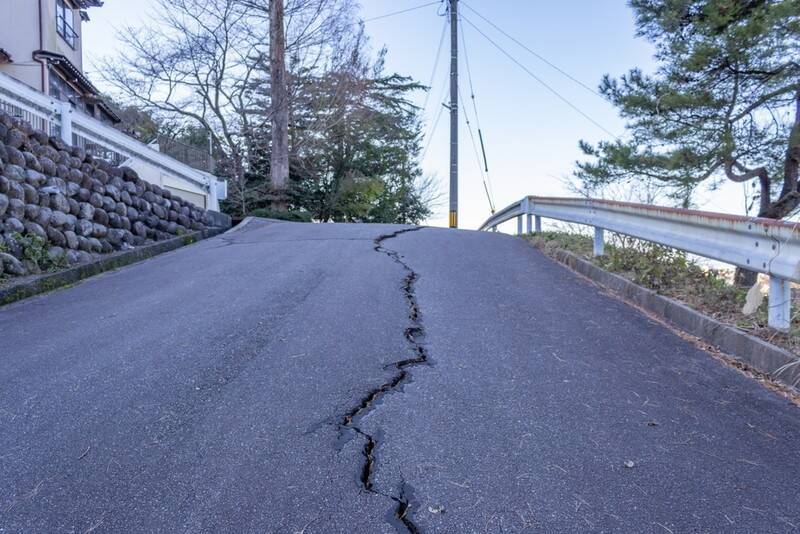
[768,277,791,332]
[58,100,73,145]
[593,227,605,256]
[522,198,532,234]
[534,215,542,233]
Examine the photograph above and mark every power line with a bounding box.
[420,51,452,162]
[460,13,619,139]
[363,1,441,22]
[460,19,481,131]
[460,86,496,213]
[421,17,450,118]
[421,102,446,162]
[460,0,605,100]
[460,20,495,210]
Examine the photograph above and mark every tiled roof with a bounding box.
[32,50,121,123]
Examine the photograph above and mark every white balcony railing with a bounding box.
[0,71,226,210]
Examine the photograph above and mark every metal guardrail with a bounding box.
[0,71,225,210]
[480,196,800,331]
[157,136,216,174]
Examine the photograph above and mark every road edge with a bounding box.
[0,228,226,307]
[531,243,800,389]
[224,216,256,234]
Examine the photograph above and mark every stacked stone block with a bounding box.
[0,111,210,276]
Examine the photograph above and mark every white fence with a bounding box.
[0,71,226,211]
[480,196,800,332]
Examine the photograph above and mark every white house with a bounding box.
[0,0,226,211]
[0,0,119,124]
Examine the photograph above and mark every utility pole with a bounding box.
[448,0,459,228]
[269,0,289,208]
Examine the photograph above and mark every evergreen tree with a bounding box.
[577,0,800,229]
[288,48,432,223]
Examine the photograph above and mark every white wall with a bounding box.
[0,0,86,92]
[41,0,84,70]
[0,0,45,91]
[125,159,212,211]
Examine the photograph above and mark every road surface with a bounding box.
[1,220,799,533]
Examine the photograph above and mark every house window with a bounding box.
[48,71,83,109]
[55,0,78,49]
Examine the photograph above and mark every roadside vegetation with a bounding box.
[0,233,70,287]
[101,0,440,224]
[11,233,68,273]
[526,231,799,356]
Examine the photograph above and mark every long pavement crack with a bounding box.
[337,227,427,533]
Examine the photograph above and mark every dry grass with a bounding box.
[526,231,799,356]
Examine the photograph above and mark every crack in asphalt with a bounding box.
[337,227,427,533]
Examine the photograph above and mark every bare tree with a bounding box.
[100,0,358,215]
[100,0,261,214]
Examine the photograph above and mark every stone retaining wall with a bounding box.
[0,111,214,276]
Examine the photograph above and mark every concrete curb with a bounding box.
[0,227,226,307]
[539,245,800,388]
[224,216,289,235]
[224,216,256,234]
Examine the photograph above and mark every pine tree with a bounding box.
[578,0,800,227]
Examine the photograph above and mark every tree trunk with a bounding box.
[734,267,758,287]
[269,0,289,209]
[735,87,800,287]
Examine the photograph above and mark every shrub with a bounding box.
[599,235,689,291]
[11,232,67,272]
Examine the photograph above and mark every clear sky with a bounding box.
[82,1,747,229]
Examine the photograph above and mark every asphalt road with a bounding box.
[1,220,799,533]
